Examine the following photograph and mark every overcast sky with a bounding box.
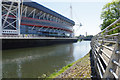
[32,0,112,36]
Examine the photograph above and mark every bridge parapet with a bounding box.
[91,18,120,79]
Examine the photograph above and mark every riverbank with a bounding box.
[48,51,92,78]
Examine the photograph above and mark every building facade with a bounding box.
[2,1,75,38]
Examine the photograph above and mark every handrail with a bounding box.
[101,18,120,33]
[102,45,114,51]
[91,18,120,78]
[106,26,120,33]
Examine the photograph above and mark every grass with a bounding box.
[48,63,73,78]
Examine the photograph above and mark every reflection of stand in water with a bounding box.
[67,43,74,62]
[17,61,22,78]
[70,43,74,56]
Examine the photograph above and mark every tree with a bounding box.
[100,0,120,30]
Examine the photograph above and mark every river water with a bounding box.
[2,41,91,78]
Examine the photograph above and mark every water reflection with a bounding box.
[2,41,91,78]
[73,41,91,61]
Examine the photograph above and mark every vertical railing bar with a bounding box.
[100,49,111,59]
[97,58,105,73]
[97,63,103,78]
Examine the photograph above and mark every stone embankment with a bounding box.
[56,52,93,78]
[47,50,97,78]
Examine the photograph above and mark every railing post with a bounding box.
[97,33,105,78]
[94,36,97,68]
[103,34,120,78]
[118,34,120,78]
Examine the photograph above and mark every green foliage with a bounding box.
[101,19,116,30]
[48,63,73,78]
[100,0,120,30]
[107,23,120,35]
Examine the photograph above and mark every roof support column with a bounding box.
[17,0,21,35]
[0,0,2,36]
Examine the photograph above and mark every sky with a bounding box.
[31,0,112,36]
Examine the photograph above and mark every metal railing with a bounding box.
[91,18,120,79]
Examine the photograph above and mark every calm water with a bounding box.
[2,41,91,78]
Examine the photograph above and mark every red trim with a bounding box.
[4,15,73,32]
[22,17,72,27]
[3,15,16,18]
[21,23,73,33]
[6,15,72,27]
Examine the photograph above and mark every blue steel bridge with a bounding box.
[1,0,75,38]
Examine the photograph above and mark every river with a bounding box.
[2,41,91,78]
